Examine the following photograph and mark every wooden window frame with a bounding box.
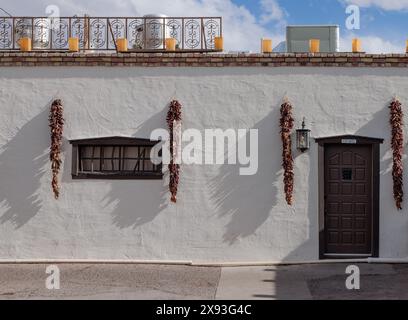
[69,136,163,180]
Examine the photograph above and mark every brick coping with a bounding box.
[0,52,407,67]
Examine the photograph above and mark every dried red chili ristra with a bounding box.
[49,99,64,199]
[389,98,404,210]
[167,100,182,203]
[280,99,295,206]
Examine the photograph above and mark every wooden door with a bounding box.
[324,144,373,256]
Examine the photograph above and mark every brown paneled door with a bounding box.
[324,144,373,256]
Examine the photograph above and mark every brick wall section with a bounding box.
[0,52,407,67]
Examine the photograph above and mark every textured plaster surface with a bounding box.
[0,67,407,262]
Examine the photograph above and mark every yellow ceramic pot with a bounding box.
[116,38,128,52]
[309,39,320,53]
[69,37,79,52]
[261,38,272,53]
[215,37,224,51]
[19,37,32,52]
[165,38,176,51]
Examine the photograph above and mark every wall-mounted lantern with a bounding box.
[296,117,311,152]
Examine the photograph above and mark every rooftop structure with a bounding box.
[286,25,339,53]
[0,16,222,52]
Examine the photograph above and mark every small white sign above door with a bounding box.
[341,139,357,144]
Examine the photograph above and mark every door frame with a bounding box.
[315,135,383,259]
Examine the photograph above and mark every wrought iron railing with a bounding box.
[0,16,222,51]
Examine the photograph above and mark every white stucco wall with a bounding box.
[0,66,407,262]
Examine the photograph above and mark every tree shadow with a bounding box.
[263,103,408,300]
[101,107,169,229]
[355,104,408,256]
[209,107,281,244]
[356,104,391,195]
[0,107,50,228]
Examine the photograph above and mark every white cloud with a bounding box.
[259,0,285,24]
[341,34,405,53]
[342,0,408,11]
[0,0,286,52]
[3,1,402,53]
[340,1,406,54]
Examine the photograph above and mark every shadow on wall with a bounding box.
[356,105,391,191]
[209,107,281,244]
[356,104,408,254]
[247,125,318,299]
[102,107,169,229]
[0,107,50,228]
[252,103,407,300]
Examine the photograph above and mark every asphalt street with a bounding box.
[0,263,406,299]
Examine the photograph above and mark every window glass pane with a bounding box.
[123,146,138,158]
[81,146,100,159]
[103,146,112,157]
[75,142,161,177]
[81,159,92,171]
[93,146,100,158]
[81,146,91,158]
[103,146,120,158]
[123,159,139,171]
[139,147,147,159]
[145,146,152,158]
[144,160,154,171]
[103,159,120,171]
[80,159,101,172]
[93,159,101,171]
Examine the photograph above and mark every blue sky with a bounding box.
[1,0,407,52]
[231,0,407,52]
[248,0,406,47]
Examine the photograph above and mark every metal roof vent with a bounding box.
[286,25,339,53]
[142,14,169,50]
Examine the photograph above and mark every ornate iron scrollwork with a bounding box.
[128,19,144,50]
[145,18,163,49]
[184,19,200,49]
[90,18,106,49]
[71,18,86,49]
[0,16,222,51]
[108,18,125,49]
[204,19,219,49]
[0,18,12,49]
[52,18,68,49]
[34,18,50,49]
[167,19,181,47]
[14,18,31,48]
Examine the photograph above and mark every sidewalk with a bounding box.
[0,263,406,299]
[216,263,408,299]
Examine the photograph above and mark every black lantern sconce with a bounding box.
[296,117,311,152]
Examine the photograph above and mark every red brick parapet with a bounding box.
[0,52,407,67]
